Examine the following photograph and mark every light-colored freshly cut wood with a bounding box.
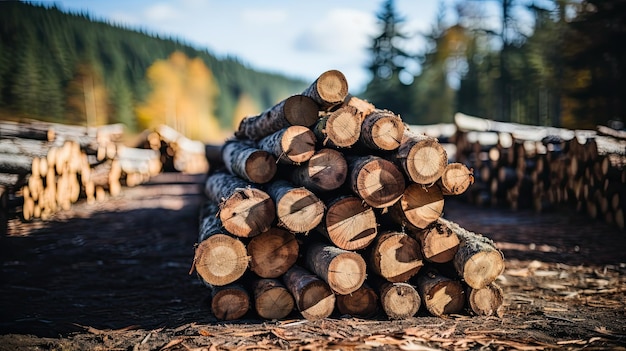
[416,268,465,317]
[413,219,460,263]
[347,155,405,209]
[302,69,349,111]
[359,109,404,151]
[289,148,348,192]
[335,283,378,318]
[438,162,474,195]
[369,231,424,283]
[257,126,316,165]
[247,227,299,278]
[314,105,361,148]
[377,281,421,320]
[466,282,504,317]
[342,94,376,118]
[222,139,276,184]
[282,265,336,321]
[390,183,444,230]
[305,241,367,295]
[210,284,250,321]
[395,130,448,185]
[265,179,324,233]
[235,95,319,141]
[253,278,295,320]
[317,195,377,251]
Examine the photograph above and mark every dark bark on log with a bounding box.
[282,264,336,320]
[0,153,33,175]
[222,139,276,184]
[302,70,349,111]
[416,268,465,317]
[247,227,299,278]
[0,172,25,188]
[210,284,250,321]
[289,148,348,192]
[389,183,444,230]
[0,120,53,141]
[258,126,316,165]
[316,195,377,251]
[374,278,421,320]
[204,171,275,237]
[252,278,295,320]
[412,219,460,263]
[369,231,424,283]
[305,241,367,295]
[347,155,405,209]
[235,95,319,141]
[334,283,378,318]
[313,106,361,148]
[466,282,504,317]
[0,138,61,158]
[394,130,448,185]
[359,109,404,151]
[438,162,474,195]
[265,179,324,233]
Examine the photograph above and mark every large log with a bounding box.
[316,195,377,251]
[0,153,33,174]
[334,283,378,318]
[416,268,465,317]
[376,280,421,320]
[257,126,316,165]
[289,148,348,193]
[0,120,54,141]
[369,231,424,283]
[438,162,474,195]
[203,171,275,237]
[394,130,448,185]
[193,201,249,287]
[247,227,299,278]
[389,183,444,230]
[265,179,324,233]
[412,219,460,263]
[305,241,367,295]
[210,284,251,321]
[347,155,405,209]
[359,109,404,151]
[221,139,276,184]
[252,278,295,320]
[301,69,349,111]
[235,95,319,141]
[466,282,504,317]
[440,217,505,289]
[313,105,361,148]
[282,265,336,320]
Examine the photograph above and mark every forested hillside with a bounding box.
[0,2,308,141]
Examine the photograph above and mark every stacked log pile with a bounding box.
[193,70,504,322]
[453,112,626,230]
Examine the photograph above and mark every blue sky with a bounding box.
[40,0,463,92]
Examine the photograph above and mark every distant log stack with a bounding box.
[193,70,506,322]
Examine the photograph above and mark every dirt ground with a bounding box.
[0,173,625,351]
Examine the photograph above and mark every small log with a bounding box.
[210,284,250,321]
[440,217,505,289]
[466,282,504,317]
[395,130,448,185]
[359,109,404,151]
[282,265,336,320]
[222,139,276,184]
[438,162,474,195]
[0,120,53,141]
[317,195,377,251]
[389,183,444,230]
[305,241,367,295]
[193,201,249,287]
[335,283,378,318]
[376,280,421,320]
[257,126,316,165]
[0,153,33,174]
[416,268,465,317]
[204,171,275,237]
[289,148,348,192]
[313,105,361,148]
[265,179,324,233]
[412,219,460,263]
[369,231,424,283]
[0,173,22,188]
[247,227,299,278]
[252,278,295,320]
[347,155,405,209]
[341,94,376,118]
[235,95,319,141]
[302,70,349,111]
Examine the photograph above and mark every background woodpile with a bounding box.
[193,70,505,322]
[451,113,626,230]
[0,120,209,232]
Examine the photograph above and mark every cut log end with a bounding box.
[220,188,275,237]
[379,282,421,320]
[393,183,444,230]
[306,70,349,110]
[459,250,505,289]
[361,110,404,151]
[281,126,317,164]
[247,228,299,278]
[371,232,424,283]
[324,196,377,251]
[194,234,249,286]
[211,285,250,321]
[350,156,405,209]
[253,279,295,320]
[327,251,367,295]
[467,283,504,317]
[440,163,474,195]
[415,220,460,263]
[335,284,378,318]
[276,188,324,233]
[283,95,320,127]
[245,150,277,184]
[297,148,347,192]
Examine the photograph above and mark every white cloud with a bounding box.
[241,9,289,25]
[144,2,182,22]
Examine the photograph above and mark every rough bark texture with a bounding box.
[334,283,379,318]
[394,131,448,185]
[342,94,376,118]
[203,171,275,238]
[359,109,405,151]
[252,278,295,320]
[289,148,347,192]
[301,70,349,111]
[0,153,33,174]
[317,195,377,251]
[314,105,361,148]
[210,284,250,321]
[413,219,460,263]
[377,281,421,320]
[222,139,276,184]
[347,155,405,209]
[257,126,316,165]
[234,95,319,141]
[247,227,299,278]
[466,282,504,317]
[265,179,324,233]
[438,162,474,195]
[282,265,336,320]
[305,241,367,295]
[416,268,466,317]
[390,183,444,230]
[369,231,424,283]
